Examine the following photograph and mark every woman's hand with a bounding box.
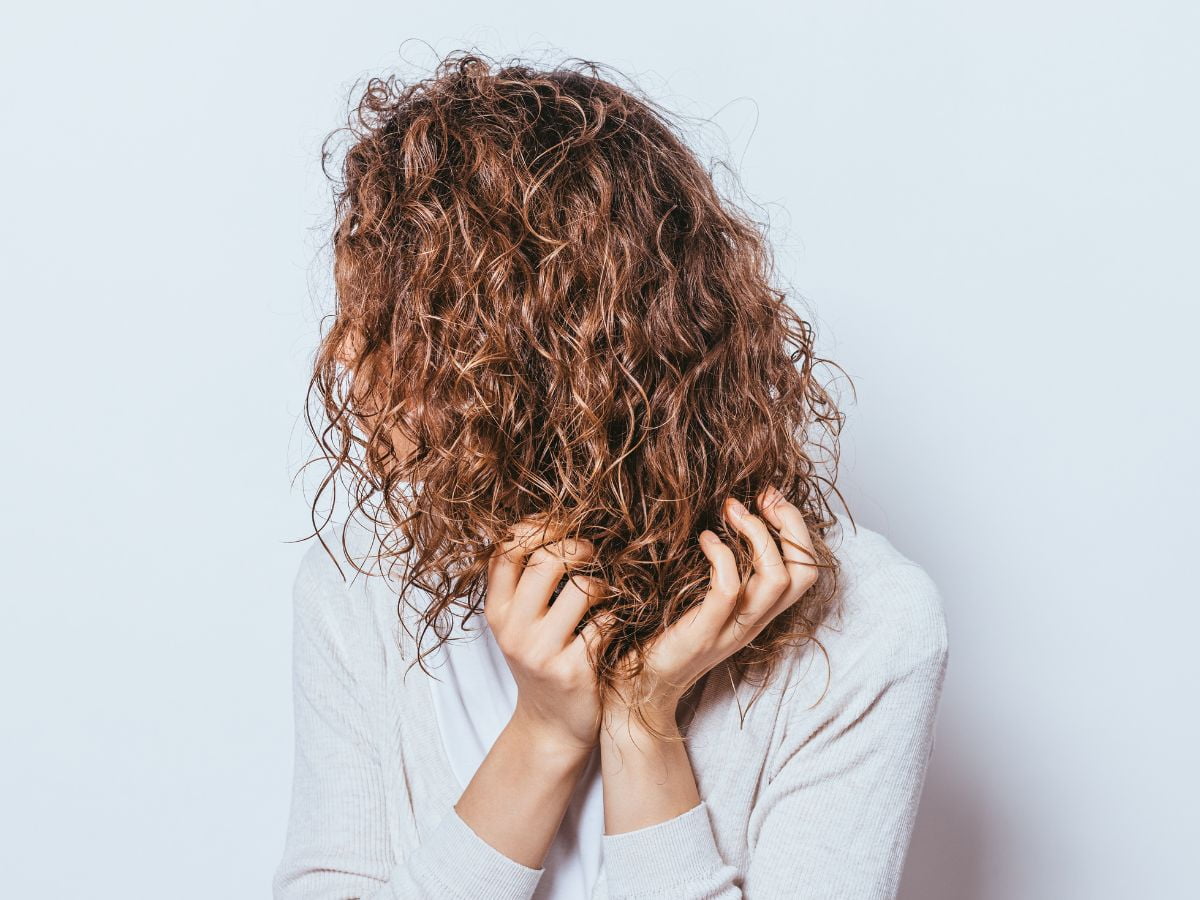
[485,518,608,755]
[454,522,607,868]
[598,485,820,836]
[605,484,820,736]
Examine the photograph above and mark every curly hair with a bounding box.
[301,49,855,725]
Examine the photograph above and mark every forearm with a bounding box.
[597,711,742,899]
[454,710,594,869]
[599,712,701,834]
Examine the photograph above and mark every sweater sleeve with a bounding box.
[272,550,545,900]
[600,562,950,899]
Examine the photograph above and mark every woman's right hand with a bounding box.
[485,519,608,755]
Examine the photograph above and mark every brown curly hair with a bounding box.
[300,49,855,722]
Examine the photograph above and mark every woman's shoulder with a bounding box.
[817,517,950,676]
[290,516,402,649]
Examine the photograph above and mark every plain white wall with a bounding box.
[2,2,1196,897]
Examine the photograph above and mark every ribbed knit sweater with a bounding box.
[273,517,950,899]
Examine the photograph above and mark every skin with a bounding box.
[373,410,819,867]
[598,489,819,835]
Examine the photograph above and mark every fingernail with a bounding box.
[728,498,747,518]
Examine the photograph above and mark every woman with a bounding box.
[274,51,949,899]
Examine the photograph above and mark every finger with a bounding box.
[572,606,616,663]
[485,517,556,618]
[487,542,522,605]
[723,497,790,621]
[755,485,820,608]
[756,485,818,570]
[511,536,594,625]
[543,574,606,647]
[687,529,743,637]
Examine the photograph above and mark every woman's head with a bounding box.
[306,50,851,706]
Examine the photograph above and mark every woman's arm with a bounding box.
[273,524,606,900]
[599,488,814,840]
[451,714,593,871]
[272,558,542,899]
[596,490,950,898]
[598,592,948,899]
[599,707,700,833]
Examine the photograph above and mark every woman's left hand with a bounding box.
[604,484,820,736]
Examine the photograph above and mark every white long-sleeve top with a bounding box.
[273,516,950,899]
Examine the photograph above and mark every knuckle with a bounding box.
[529,639,565,671]
[545,655,581,685]
[762,570,790,593]
[712,579,740,601]
[750,518,775,540]
[559,537,595,560]
[505,520,539,549]
[528,547,559,569]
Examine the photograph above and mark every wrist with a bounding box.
[505,708,596,767]
[602,701,682,745]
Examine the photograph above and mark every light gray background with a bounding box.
[2,2,1196,897]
